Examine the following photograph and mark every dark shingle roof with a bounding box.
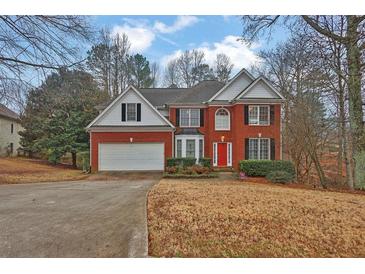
[139,80,224,106]
[0,104,20,121]
[139,87,187,106]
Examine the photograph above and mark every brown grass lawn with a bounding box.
[148,179,365,257]
[0,157,88,184]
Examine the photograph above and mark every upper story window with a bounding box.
[180,108,200,127]
[215,108,230,130]
[248,105,269,125]
[127,103,137,121]
[122,103,141,122]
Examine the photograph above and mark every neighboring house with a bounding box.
[0,104,22,157]
[87,68,285,171]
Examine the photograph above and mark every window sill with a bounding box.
[215,128,230,131]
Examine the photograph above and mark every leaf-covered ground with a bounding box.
[0,158,88,184]
[148,179,365,257]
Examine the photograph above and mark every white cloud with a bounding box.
[111,16,200,53]
[154,16,199,34]
[161,35,261,73]
[112,24,155,53]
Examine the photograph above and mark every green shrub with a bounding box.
[78,151,90,173]
[166,157,196,168]
[199,158,212,168]
[166,166,178,174]
[239,160,295,177]
[191,164,210,175]
[266,170,294,184]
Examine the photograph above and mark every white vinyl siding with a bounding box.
[98,143,164,171]
[249,105,269,125]
[215,108,230,130]
[180,108,200,127]
[248,138,270,160]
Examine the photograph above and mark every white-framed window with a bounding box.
[180,108,200,127]
[215,108,230,130]
[126,103,137,121]
[199,139,203,159]
[175,136,204,161]
[248,138,270,160]
[176,139,182,157]
[248,105,269,125]
[186,139,196,157]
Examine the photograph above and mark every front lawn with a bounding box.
[147,179,365,257]
[0,158,89,184]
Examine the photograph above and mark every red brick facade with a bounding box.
[169,104,281,170]
[90,131,173,171]
[90,104,281,171]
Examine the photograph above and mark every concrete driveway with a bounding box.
[0,177,159,257]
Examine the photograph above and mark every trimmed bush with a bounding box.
[266,170,294,184]
[191,164,210,175]
[166,157,196,168]
[199,158,212,169]
[239,160,295,177]
[165,166,178,174]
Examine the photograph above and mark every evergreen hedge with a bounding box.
[239,160,295,177]
[166,157,196,168]
[199,158,212,168]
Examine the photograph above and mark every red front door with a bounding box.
[217,143,227,167]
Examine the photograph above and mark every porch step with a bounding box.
[213,167,235,172]
[217,171,237,180]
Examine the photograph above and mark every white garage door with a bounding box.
[99,143,164,171]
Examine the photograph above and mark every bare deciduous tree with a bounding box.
[214,53,234,83]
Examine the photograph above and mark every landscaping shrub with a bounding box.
[191,164,210,175]
[199,158,212,169]
[166,157,196,168]
[239,160,295,177]
[166,166,178,174]
[266,170,294,184]
[182,166,194,175]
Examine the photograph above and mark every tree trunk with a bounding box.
[346,16,365,187]
[311,149,327,188]
[72,152,77,168]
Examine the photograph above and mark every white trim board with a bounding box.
[234,77,285,100]
[86,85,175,129]
[208,68,255,102]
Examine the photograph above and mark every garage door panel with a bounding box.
[99,143,164,171]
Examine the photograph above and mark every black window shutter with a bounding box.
[137,103,141,121]
[270,105,275,125]
[245,138,249,160]
[176,109,180,126]
[200,109,204,127]
[244,105,249,125]
[121,103,126,121]
[270,138,275,160]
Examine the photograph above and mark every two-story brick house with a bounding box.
[87,68,285,171]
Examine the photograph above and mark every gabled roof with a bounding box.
[86,86,175,129]
[234,76,285,100]
[207,68,255,102]
[139,87,187,106]
[0,104,20,121]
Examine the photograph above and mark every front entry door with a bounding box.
[217,143,227,167]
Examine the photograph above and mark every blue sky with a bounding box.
[91,16,289,74]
